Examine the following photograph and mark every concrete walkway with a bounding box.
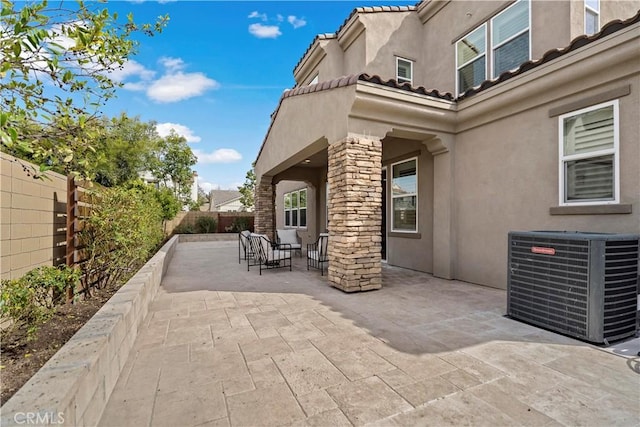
[99,241,640,427]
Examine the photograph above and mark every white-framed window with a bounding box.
[456,25,487,94]
[284,188,307,227]
[391,158,418,232]
[455,0,530,94]
[491,0,530,78]
[585,0,599,35]
[396,57,413,84]
[559,100,619,206]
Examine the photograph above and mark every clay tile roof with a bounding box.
[359,74,455,101]
[457,9,640,100]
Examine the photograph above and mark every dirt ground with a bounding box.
[0,283,120,405]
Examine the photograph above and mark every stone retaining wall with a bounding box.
[0,235,180,427]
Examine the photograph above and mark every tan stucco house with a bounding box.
[254,0,640,292]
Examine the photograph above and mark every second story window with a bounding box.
[456,25,486,94]
[491,0,530,78]
[396,57,413,84]
[455,0,530,94]
[585,0,599,35]
[309,74,319,85]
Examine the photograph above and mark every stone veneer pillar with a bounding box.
[254,179,275,239]
[327,136,382,292]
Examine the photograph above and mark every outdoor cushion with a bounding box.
[307,250,322,261]
[277,229,299,245]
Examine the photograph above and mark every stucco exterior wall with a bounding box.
[454,77,640,289]
[362,12,421,80]
[275,180,318,248]
[382,139,434,273]
[1,153,68,280]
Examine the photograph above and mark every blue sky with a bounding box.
[102,1,416,193]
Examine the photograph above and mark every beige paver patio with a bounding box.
[99,241,640,427]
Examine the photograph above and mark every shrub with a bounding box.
[230,216,250,233]
[0,265,80,337]
[79,185,164,291]
[195,216,217,233]
[173,223,196,234]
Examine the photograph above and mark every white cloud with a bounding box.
[193,148,242,164]
[147,71,219,103]
[109,60,156,83]
[248,11,267,21]
[277,14,284,22]
[288,15,307,29]
[248,23,282,39]
[156,123,201,143]
[113,56,217,103]
[199,181,215,193]
[158,56,185,72]
[122,82,147,92]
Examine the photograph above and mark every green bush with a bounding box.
[0,265,80,337]
[173,223,196,234]
[80,185,164,291]
[195,216,217,233]
[230,216,250,233]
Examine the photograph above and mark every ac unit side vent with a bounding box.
[508,231,639,344]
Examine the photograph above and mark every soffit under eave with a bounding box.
[348,82,458,138]
[293,40,329,83]
[417,0,449,24]
[337,14,366,50]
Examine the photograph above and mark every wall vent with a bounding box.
[507,231,639,344]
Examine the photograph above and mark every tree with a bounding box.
[0,0,168,178]
[238,162,256,211]
[197,185,209,204]
[147,131,197,203]
[91,114,159,187]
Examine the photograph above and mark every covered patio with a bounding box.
[254,74,458,293]
[99,240,640,426]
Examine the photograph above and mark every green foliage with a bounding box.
[146,131,197,203]
[91,114,160,187]
[154,186,182,221]
[195,216,217,233]
[188,200,202,211]
[197,185,209,205]
[0,0,168,179]
[230,216,250,233]
[173,223,195,234]
[238,163,256,211]
[0,265,80,337]
[79,184,164,290]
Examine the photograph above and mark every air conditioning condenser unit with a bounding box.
[508,231,639,344]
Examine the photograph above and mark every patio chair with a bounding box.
[307,233,329,276]
[248,234,292,275]
[276,228,303,257]
[238,230,253,264]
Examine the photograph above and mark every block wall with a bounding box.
[1,153,67,280]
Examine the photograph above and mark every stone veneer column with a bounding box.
[254,179,275,239]
[327,136,382,292]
